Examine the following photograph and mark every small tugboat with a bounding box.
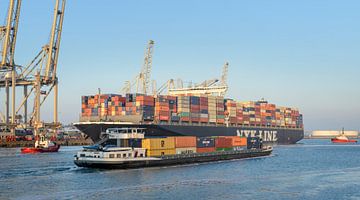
[331,129,357,143]
[74,128,272,169]
[21,135,60,153]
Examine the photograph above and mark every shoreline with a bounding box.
[0,139,93,148]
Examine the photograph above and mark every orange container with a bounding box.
[196,147,216,153]
[222,136,247,146]
[174,136,196,148]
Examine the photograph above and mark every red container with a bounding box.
[180,117,190,121]
[197,147,216,153]
[215,137,233,148]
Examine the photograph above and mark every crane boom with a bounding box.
[1,0,21,69]
[45,0,66,82]
[139,40,154,94]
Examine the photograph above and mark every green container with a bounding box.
[216,147,233,151]
[179,112,190,117]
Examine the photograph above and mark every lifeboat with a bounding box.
[331,130,357,143]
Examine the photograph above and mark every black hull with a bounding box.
[74,149,272,169]
[74,122,304,145]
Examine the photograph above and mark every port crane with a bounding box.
[0,0,66,137]
[122,40,154,95]
[168,62,229,96]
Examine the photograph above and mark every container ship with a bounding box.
[74,41,303,145]
[74,94,304,144]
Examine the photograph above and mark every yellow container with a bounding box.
[142,138,175,150]
[147,149,176,157]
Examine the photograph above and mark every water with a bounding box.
[0,139,360,200]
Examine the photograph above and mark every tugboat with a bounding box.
[74,128,272,169]
[331,128,357,143]
[21,135,60,153]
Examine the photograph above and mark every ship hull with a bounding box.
[74,149,272,169]
[74,122,304,145]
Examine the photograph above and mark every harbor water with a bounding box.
[1,139,359,200]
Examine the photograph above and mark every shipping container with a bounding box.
[147,149,176,157]
[215,137,233,148]
[142,138,175,150]
[196,147,216,153]
[196,137,215,148]
[174,136,197,148]
[175,147,197,155]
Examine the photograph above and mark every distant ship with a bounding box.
[331,129,357,143]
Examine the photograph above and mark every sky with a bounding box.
[0,0,359,131]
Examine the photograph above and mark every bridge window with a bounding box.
[140,153,143,157]
[117,154,121,158]
[109,154,114,158]
[123,153,127,158]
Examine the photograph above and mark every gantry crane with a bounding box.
[0,0,66,136]
[168,62,229,96]
[122,40,154,95]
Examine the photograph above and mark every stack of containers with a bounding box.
[81,96,98,117]
[279,107,286,127]
[254,102,261,126]
[215,136,247,151]
[136,95,155,121]
[174,136,197,154]
[196,137,215,153]
[167,96,179,122]
[225,99,237,124]
[260,102,274,127]
[297,114,303,128]
[236,102,244,125]
[155,96,170,121]
[177,96,190,122]
[99,94,109,117]
[275,108,282,127]
[208,96,217,123]
[142,137,175,156]
[199,96,209,123]
[242,101,256,126]
[270,104,277,126]
[291,108,300,128]
[125,100,137,115]
[241,102,250,125]
[285,107,292,127]
[107,95,126,116]
[216,97,225,124]
[190,96,200,122]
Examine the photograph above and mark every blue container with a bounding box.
[190,96,200,105]
[196,137,215,148]
[171,116,180,121]
[200,110,208,114]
